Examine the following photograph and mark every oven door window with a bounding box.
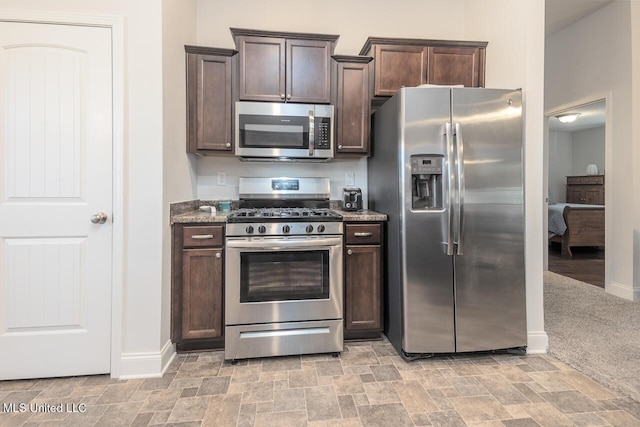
[240,250,329,302]
[238,114,309,149]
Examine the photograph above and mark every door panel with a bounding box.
[0,22,112,379]
[400,88,455,353]
[286,39,331,104]
[451,88,526,352]
[238,36,285,102]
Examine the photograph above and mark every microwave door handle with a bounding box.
[308,110,315,157]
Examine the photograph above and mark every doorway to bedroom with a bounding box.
[544,99,607,288]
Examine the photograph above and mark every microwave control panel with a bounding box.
[316,118,331,149]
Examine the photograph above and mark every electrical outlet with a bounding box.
[345,172,355,187]
[217,172,227,186]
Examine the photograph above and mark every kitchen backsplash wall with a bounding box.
[197,156,368,207]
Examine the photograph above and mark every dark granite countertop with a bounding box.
[331,209,387,222]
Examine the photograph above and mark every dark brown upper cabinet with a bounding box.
[185,46,237,155]
[359,37,487,98]
[231,28,338,104]
[332,55,372,156]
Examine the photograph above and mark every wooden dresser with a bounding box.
[566,175,604,205]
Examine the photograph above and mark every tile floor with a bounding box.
[1,340,640,426]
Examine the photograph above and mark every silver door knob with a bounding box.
[338,145,343,150]
[225,142,231,148]
[280,93,285,99]
[286,94,292,100]
[90,212,108,224]
[215,252,221,259]
[347,249,353,255]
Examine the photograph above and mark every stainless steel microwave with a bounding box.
[235,101,334,161]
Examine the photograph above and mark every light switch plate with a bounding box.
[345,172,355,187]
[217,172,227,186]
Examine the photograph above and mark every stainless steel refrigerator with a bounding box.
[368,87,526,357]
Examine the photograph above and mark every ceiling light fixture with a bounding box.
[556,113,580,123]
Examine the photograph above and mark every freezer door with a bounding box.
[451,88,527,352]
[400,88,455,354]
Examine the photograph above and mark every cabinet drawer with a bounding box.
[345,223,382,245]
[567,175,604,185]
[182,225,224,247]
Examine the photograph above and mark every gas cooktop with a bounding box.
[226,207,342,223]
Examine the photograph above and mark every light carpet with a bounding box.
[544,270,640,402]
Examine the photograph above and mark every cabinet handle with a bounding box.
[225,142,231,148]
[347,249,353,255]
[286,93,292,100]
[215,252,221,259]
[354,232,373,237]
[280,93,285,99]
[191,234,214,240]
[338,144,343,150]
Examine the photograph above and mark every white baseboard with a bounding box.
[526,331,549,354]
[606,281,636,301]
[161,341,177,375]
[117,340,175,379]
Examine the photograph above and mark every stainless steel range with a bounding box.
[224,177,343,362]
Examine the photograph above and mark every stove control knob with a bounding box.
[258,225,266,234]
[317,224,325,233]
[283,225,291,234]
[306,225,314,233]
[245,225,254,234]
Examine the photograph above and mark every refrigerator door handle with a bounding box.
[445,122,455,256]
[454,122,465,256]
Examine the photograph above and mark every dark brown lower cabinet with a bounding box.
[172,224,225,351]
[344,223,384,339]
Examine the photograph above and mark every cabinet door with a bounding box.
[427,46,483,87]
[566,188,584,204]
[287,39,332,103]
[238,36,286,102]
[585,188,604,205]
[374,45,426,97]
[344,245,382,331]
[335,60,370,155]
[567,188,584,203]
[186,52,234,152]
[182,248,224,340]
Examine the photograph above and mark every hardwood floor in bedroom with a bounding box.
[548,242,605,288]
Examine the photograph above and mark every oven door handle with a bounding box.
[226,236,342,250]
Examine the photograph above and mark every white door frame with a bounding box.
[543,91,613,296]
[0,10,125,377]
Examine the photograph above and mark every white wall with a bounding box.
[193,0,467,204]
[545,1,635,298]
[0,0,167,376]
[572,126,605,176]
[161,0,198,361]
[632,1,640,299]
[548,132,573,203]
[464,0,548,353]
[198,157,368,204]
[195,0,465,54]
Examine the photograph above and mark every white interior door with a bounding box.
[0,21,113,379]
